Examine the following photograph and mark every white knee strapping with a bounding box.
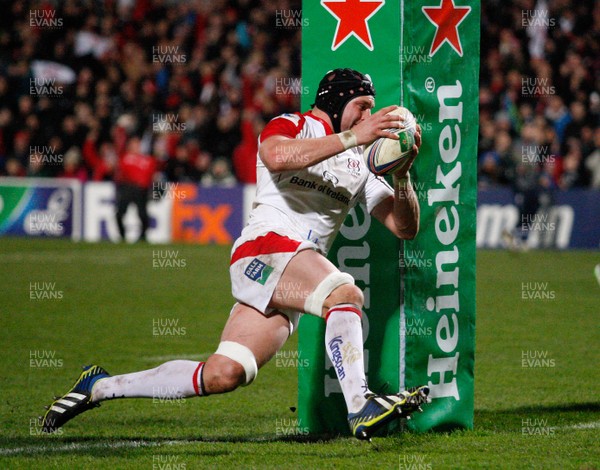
[303,272,355,317]
[215,341,258,386]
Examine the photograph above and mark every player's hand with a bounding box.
[394,123,422,178]
[412,123,422,156]
[351,105,405,146]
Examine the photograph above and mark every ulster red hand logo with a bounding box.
[322,0,385,51]
[422,0,471,57]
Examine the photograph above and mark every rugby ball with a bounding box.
[364,106,417,176]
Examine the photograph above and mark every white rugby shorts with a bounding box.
[230,230,317,317]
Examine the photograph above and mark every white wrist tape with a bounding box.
[338,130,358,150]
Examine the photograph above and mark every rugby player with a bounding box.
[42,69,429,440]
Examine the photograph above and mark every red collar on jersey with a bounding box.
[304,111,334,136]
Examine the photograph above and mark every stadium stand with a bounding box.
[0,0,598,190]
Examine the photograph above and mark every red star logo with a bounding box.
[422,0,471,57]
[321,0,385,51]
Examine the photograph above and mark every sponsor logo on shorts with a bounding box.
[245,258,274,285]
[328,336,346,380]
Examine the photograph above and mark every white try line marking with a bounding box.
[140,353,212,362]
[559,421,600,430]
[0,250,143,265]
[0,439,194,456]
[3,421,598,456]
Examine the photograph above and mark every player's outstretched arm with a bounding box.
[259,134,347,173]
[259,105,402,172]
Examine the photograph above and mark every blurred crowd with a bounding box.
[479,0,600,190]
[0,0,300,185]
[0,0,598,190]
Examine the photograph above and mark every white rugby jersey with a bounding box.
[243,111,393,255]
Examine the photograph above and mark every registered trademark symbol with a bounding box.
[425,77,435,93]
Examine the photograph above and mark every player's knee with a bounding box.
[217,358,246,392]
[205,355,246,392]
[210,341,258,392]
[304,272,357,317]
[324,283,364,310]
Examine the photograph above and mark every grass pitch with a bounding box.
[0,238,598,469]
